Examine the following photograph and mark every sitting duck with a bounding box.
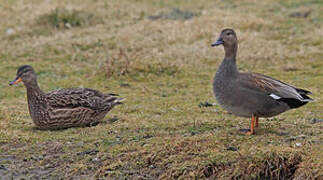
[211,29,313,135]
[9,65,124,130]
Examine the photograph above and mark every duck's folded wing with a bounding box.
[237,73,313,108]
[46,88,119,110]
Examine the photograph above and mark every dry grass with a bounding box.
[0,0,322,179]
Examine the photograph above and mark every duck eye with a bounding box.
[226,32,231,36]
[20,70,28,75]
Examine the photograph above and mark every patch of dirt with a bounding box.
[289,10,311,18]
[0,141,100,179]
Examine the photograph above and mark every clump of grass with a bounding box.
[105,48,130,77]
[36,8,100,29]
[202,152,302,179]
[148,8,199,20]
[137,62,179,76]
[104,48,179,77]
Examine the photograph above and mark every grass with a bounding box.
[0,0,322,179]
[35,7,102,34]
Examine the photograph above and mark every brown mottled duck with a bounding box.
[211,29,313,135]
[9,65,125,130]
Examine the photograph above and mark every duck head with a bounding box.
[9,65,37,86]
[211,28,237,47]
[212,29,238,59]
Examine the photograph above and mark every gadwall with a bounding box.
[9,65,125,130]
[212,29,313,135]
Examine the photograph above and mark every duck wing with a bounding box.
[46,88,120,111]
[237,72,313,108]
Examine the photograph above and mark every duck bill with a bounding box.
[211,37,224,47]
[9,77,22,86]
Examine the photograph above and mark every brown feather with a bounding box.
[11,65,124,130]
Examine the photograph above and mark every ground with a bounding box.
[0,0,322,179]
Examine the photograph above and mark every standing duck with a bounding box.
[211,29,313,135]
[9,65,124,130]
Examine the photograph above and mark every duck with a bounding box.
[211,29,313,135]
[9,65,125,130]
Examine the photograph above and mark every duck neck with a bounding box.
[218,44,239,77]
[224,43,238,60]
[25,80,45,101]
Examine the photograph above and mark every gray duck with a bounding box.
[211,29,313,135]
[9,65,124,130]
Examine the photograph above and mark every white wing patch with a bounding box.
[269,93,281,100]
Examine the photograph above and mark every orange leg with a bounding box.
[255,117,259,128]
[246,115,256,135]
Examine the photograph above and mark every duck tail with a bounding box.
[113,98,126,105]
[299,95,314,102]
[296,88,312,95]
[103,93,125,108]
[296,88,314,102]
[102,97,125,111]
[107,93,119,96]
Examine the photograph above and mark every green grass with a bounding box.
[0,0,322,179]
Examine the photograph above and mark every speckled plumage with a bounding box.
[10,65,124,130]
